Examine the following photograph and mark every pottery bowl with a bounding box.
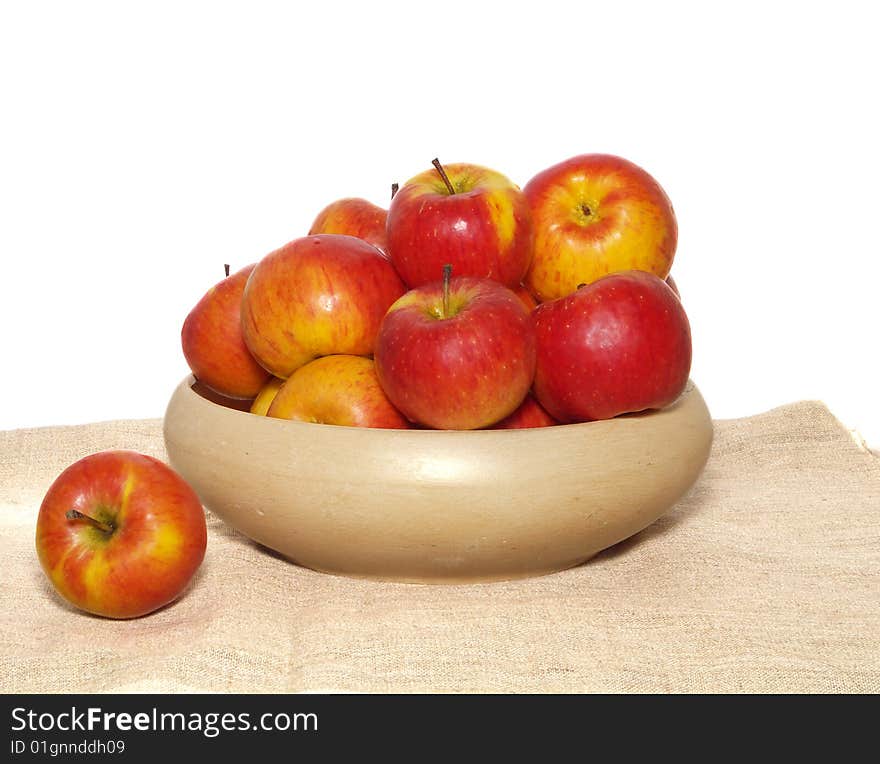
[163,376,713,583]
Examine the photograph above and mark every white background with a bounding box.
[1,1,878,446]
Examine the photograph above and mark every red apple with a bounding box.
[241,234,406,378]
[35,450,207,619]
[386,159,533,288]
[523,154,677,301]
[666,274,681,299]
[181,263,271,399]
[267,354,409,428]
[491,394,559,429]
[374,269,536,430]
[532,270,691,422]
[512,283,539,312]
[309,197,389,255]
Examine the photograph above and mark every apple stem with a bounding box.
[432,158,456,195]
[224,263,230,278]
[441,263,453,319]
[65,509,114,534]
[391,182,399,199]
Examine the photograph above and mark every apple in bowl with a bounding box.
[241,234,406,379]
[181,263,271,399]
[523,154,677,301]
[386,159,534,289]
[250,377,284,416]
[267,354,409,429]
[374,268,536,430]
[533,270,691,422]
[491,394,558,429]
[309,197,390,256]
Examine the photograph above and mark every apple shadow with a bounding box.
[32,566,85,617]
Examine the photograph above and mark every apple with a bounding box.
[512,283,538,312]
[491,393,559,429]
[666,274,681,299]
[374,268,536,430]
[532,270,691,422]
[386,159,533,288]
[241,234,406,378]
[249,376,284,416]
[309,197,389,256]
[523,154,678,301]
[181,263,271,399]
[267,354,409,428]
[35,450,207,619]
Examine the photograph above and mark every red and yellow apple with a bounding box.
[35,450,207,619]
[491,393,559,429]
[267,354,409,428]
[386,160,533,288]
[523,154,678,301]
[375,270,536,430]
[532,270,691,422]
[241,234,406,378]
[309,197,389,256]
[181,264,271,399]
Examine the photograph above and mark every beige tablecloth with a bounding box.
[1,402,878,693]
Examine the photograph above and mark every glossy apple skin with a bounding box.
[386,163,534,288]
[309,197,389,256]
[35,450,207,619]
[491,393,559,429]
[523,154,677,301]
[533,271,691,422]
[181,264,271,399]
[249,376,284,416]
[241,234,406,378]
[267,354,409,428]
[375,276,536,430]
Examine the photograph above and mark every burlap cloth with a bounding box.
[1,401,877,694]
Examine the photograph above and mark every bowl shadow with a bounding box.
[589,478,717,563]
